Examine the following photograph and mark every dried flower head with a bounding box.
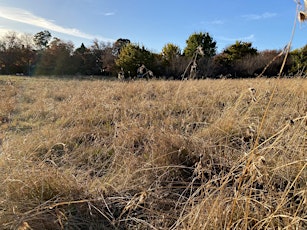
[196,45,204,56]
[298,0,307,22]
[248,87,256,94]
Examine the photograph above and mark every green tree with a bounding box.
[115,43,154,77]
[213,41,258,77]
[290,45,307,75]
[112,38,131,56]
[162,43,181,61]
[33,30,52,50]
[223,41,257,61]
[161,43,185,78]
[75,43,87,54]
[183,32,216,58]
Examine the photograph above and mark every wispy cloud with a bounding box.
[0,6,114,42]
[104,12,115,16]
[242,12,277,20]
[218,34,255,42]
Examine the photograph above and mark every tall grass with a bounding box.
[0,76,306,229]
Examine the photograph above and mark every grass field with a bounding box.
[0,76,306,229]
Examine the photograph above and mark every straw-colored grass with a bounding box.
[0,76,306,229]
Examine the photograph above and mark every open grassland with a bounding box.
[0,76,306,229]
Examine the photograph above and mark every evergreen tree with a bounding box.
[112,38,131,56]
[183,32,216,58]
[290,45,307,75]
[162,43,181,61]
[33,30,52,50]
[223,41,257,62]
[115,43,154,77]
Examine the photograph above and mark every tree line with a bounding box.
[0,30,306,79]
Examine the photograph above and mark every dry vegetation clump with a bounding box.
[0,76,306,229]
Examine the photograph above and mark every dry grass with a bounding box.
[0,76,306,229]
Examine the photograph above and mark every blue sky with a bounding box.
[0,0,306,53]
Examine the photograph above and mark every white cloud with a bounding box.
[242,12,277,20]
[0,6,114,42]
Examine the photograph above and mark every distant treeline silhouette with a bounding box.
[0,30,306,79]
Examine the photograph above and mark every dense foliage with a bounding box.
[0,30,303,78]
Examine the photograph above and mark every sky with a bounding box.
[0,0,307,53]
